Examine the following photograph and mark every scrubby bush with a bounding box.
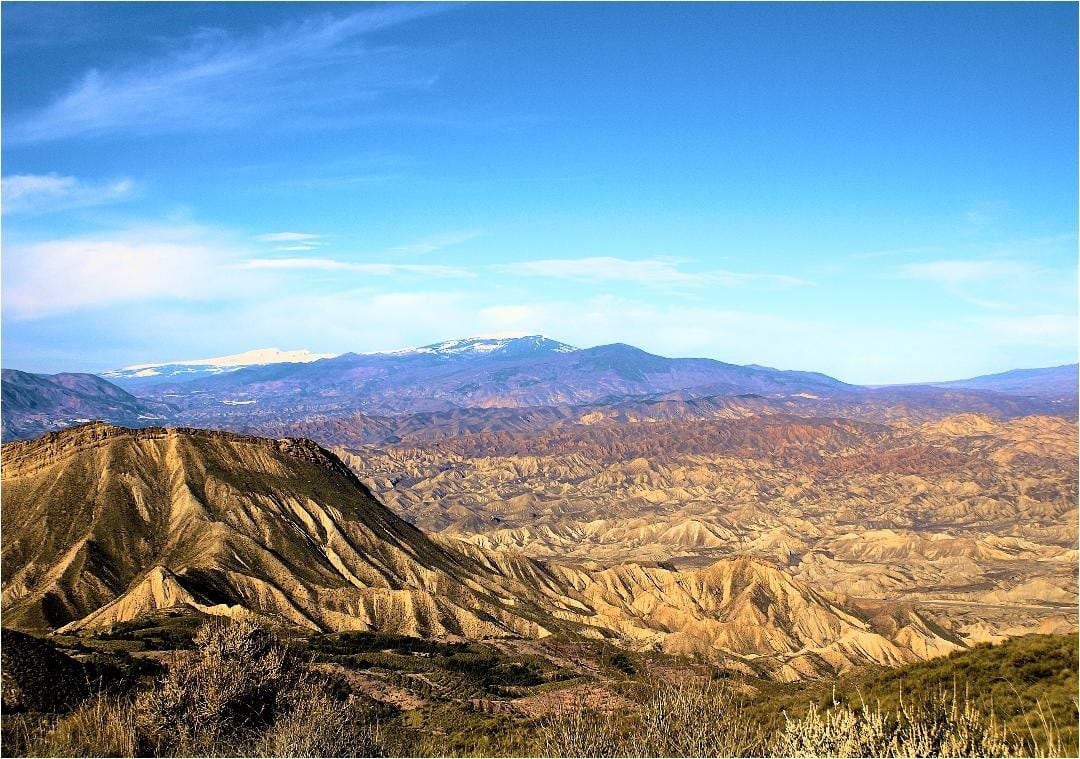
[541,679,757,757]
[15,620,386,757]
[133,619,301,755]
[541,677,1067,758]
[541,693,628,757]
[252,678,383,757]
[134,619,388,757]
[771,688,1026,758]
[634,679,758,757]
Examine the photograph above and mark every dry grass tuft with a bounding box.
[26,695,135,757]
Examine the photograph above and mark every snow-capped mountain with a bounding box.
[386,335,578,358]
[3,336,1073,441]
[103,348,338,386]
[92,336,862,420]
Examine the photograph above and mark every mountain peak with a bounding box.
[386,334,578,358]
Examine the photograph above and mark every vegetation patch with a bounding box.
[3,624,1076,757]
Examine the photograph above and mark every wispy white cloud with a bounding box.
[894,254,1077,313]
[6,5,447,143]
[2,223,244,319]
[962,201,1008,229]
[2,173,135,214]
[254,231,323,253]
[388,229,486,255]
[852,233,1077,262]
[492,256,811,287]
[898,259,1033,284]
[240,257,473,278]
[254,231,322,243]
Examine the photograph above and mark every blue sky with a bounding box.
[2,2,1076,383]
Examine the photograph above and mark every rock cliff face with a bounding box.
[2,423,961,679]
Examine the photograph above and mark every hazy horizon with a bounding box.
[3,331,1077,388]
[2,2,1077,383]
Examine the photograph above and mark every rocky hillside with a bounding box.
[339,412,1078,646]
[1,423,962,679]
[1,369,170,441]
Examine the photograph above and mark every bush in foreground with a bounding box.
[771,690,1022,757]
[541,679,757,757]
[22,619,383,758]
[11,624,1076,757]
[541,677,1070,758]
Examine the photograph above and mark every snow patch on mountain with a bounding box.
[105,348,338,379]
[385,335,578,358]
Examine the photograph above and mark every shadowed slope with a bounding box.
[0,423,554,638]
[1,370,170,441]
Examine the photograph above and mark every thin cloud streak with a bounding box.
[6,4,448,143]
[492,256,812,288]
[388,229,486,255]
[2,173,135,214]
[240,257,474,278]
[974,313,1077,345]
[898,259,1033,284]
[255,231,322,243]
[852,245,944,260]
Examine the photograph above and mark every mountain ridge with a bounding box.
[2,341,1074,442]
[0,369,171,441]
[923,363,1078,399]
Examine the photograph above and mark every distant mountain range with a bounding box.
[924,363,1078,399]
[385,334,579,358]
[1,335,1075,441]
[104,335,856,420]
